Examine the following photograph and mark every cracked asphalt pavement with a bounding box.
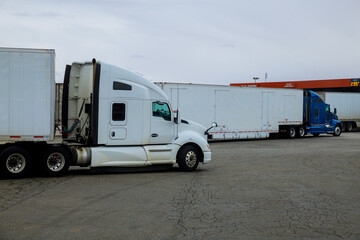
[1,132,360,239]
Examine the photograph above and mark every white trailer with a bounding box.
[0,48,55,142]
[156,83,304,140]
[0,48,211,178]
[320,92,360,131]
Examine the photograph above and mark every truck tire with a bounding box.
[297,126,306,138]
[347,122,353,132]
[0,146,32,178]
[177,145,200,171]
[40,146,70,177]
[333,125,341,137]
[288,127,296,138]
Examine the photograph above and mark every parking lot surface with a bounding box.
[1,133,359,240]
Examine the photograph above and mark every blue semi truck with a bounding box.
[280,90,343,138]
[302,90,342,137]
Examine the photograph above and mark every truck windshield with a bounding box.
[153,102,171,121]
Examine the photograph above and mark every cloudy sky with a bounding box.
[0,0,359,84]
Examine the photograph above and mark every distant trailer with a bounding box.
[155,83,304,140]
[317,92,360,131]
[232,79,360,131]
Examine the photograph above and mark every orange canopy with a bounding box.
[231,78,360,89]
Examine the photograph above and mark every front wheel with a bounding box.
[177,145,200,171]
[40,146,71,177]
[333,125,341,137]
[0,146,32,178]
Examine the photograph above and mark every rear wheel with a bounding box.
[333,124,341,137]
[40,146,70,177]
[177,145,200,171]
[0,146,32,178]
[288,127,296,138]
[297,126,306,138]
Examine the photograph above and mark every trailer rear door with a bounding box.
[262,92,274,130]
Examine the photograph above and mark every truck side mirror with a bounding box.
[334,108,337,114]
[205,122,218,135]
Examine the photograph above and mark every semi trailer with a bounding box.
[316,92,360,132]
[156,83,342,140]
[0,48,211,178]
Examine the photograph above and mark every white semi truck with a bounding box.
[316,92,360,132]
[156,82,342,140]
[0,48,211,178]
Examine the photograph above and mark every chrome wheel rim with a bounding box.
[185,151,197,168]
[299,128,305,137]
[6,153,26,173]
[47,153,65,172]
[335,127,341,135]
[290,128,295,137]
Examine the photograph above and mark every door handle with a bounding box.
[111,132,115,137]
[151,133,158,137]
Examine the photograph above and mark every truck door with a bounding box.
[325,105,332,124]
[109,102,127,141]
[312,99,325,125]
[310,98,327,133]
[150,101,175,144]
[313,107,320,125]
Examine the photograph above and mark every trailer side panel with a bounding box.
[0,48,55,142]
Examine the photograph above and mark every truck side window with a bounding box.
[112,103,126,121]
[153,102,171,121]
[315,108,319,117]
[113,81,132,91]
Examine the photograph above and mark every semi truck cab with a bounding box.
[304,90,342,136]
[62,59,211,171]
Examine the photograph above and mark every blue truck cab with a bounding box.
[303,90,342,136]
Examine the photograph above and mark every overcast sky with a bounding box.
[1,0,359,84]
